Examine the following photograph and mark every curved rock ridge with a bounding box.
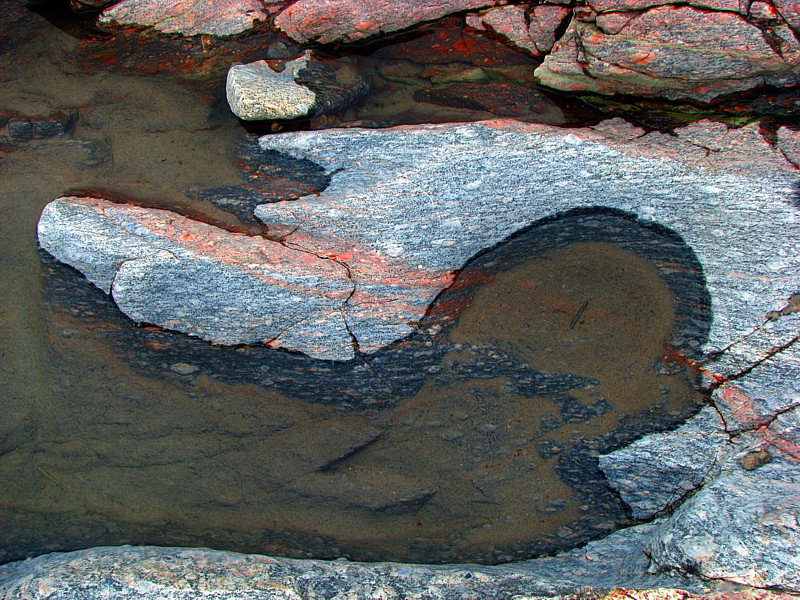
[38,120,800,369]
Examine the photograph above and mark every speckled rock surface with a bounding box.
[0,533,716,599]
[274,0,507,44]
[466,4,571,56]
[99,0,271,36]
[227,56,316,120]
[227,52,369,121]
[37,196,354,360]
[535,5,800,101]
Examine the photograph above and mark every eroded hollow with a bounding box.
[1,208,712,565]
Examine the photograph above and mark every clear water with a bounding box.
[1,2,705,565]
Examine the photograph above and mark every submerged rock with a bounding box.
[226,52,368,121]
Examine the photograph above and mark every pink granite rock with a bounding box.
[99,0,271,36]
[466,4,570,55]
[274,0,507,44]
[535,5,800,101]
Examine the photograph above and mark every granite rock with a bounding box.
[227,52,369,121]
[598,407,732,519]
[646,407,800,590]
[38,120,800,370]
[274,0,507,44]
[466,4,571,56]
[99,0,270,36]
[37,197,355,360]
[535,6,800,101]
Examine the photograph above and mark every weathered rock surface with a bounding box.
[227,52,369,121]
[37,197,355,360]
[99,0,270,36]
[645,406,800,590]
[535,5,800,101]
[0,528,720,599]
[274,0,507,44]
[38,120,800,368]
[466,4,571,56]
[599,407,731,519]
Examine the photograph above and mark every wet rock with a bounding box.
[535,6,800,101]
[274,0,506,44]
[226,52,368,121]
[99,0,270,36]
[37,197,355,360]
[414,82,553,117]
[6,113,75,141]
[169,362,198,375]
[466,4,571,56]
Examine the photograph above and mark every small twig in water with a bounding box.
[570,299,590,329]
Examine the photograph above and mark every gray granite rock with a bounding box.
[253,120,799,360]
[598,407,732,519]
[227,56,316,120]
[227,52,368,121]
[37,197,355,360]
[646,407,800,590]
[99,0,270,36]
[0,528,715,599]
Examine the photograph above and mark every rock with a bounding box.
[274,0,507,44]
[646,407,800,591]
[169,362,198,375]
[252,120,798,360]
[535,6,800,101]
[99,0,270,37]
[226,52,368,121]
[466,5,539,54]
[466,4,571,56]
[778,125,800,168]
[599,407,731,519]
[69,0,119,12]
[6,113,75,141]
[39,120,800,371]
[0,529,718,598]
[36,196,355,360]
[588,0,742,11]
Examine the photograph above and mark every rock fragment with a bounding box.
[466,4,571,56]
[37,197,355,360]
[226,52,368,121]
